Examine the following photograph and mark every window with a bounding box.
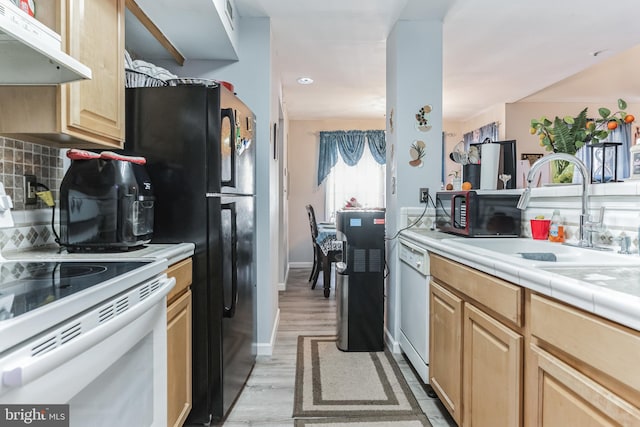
[325,147,386,220]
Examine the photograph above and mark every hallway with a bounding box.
[222,268,456,426]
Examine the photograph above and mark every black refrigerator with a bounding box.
[124,85,256,425]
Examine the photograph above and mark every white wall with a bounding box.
[386,19,443,349]
[287,118,385,265]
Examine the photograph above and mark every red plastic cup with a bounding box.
[530,219,551,240]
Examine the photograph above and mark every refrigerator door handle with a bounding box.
[222,202,238,318]
[221,108,237,189]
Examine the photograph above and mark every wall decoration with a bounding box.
[409,140,425,167]
[521,153,543,166]
[415,105,432,132]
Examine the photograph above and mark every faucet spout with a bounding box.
[517,153,592,246]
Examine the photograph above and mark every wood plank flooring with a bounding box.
[221,268,456,427]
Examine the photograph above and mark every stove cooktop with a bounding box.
[0,261,152,321]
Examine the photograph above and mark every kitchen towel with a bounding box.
[480,143,500,190]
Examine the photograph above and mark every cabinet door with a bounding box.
[65,0,124,146]
[429,280,463,425]
[167,289,192,427]
[528,344,640,427]
[463,303,522,427]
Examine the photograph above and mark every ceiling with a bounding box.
[233,0,640,121]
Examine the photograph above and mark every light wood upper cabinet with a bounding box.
[0,0,125,148]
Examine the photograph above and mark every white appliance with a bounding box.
[398,237,430,383]
[0,0,91,84]
[0,259,173,427]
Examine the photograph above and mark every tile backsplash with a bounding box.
[0,137,64,252]
[1,137,64,210]
[401,182,640,253]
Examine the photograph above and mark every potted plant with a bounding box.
[529,99,635,183]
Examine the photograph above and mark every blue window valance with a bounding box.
[317,130,386,185]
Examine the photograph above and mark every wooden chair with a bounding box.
[305,204,341,297]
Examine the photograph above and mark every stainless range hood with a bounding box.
[0,0,91,85]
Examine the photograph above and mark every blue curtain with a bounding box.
[317,130,386,185]
[365,130,386,165]
[318,132,340,186]
[610,123,631,178]
[463,122,499,148]
[337,130,366,166]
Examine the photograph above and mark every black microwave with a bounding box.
[435,190,522,237]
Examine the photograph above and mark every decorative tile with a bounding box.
[0,137,64,212]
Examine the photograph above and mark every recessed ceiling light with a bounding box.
[297,77,314,85]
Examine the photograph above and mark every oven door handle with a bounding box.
[2,277,176,389]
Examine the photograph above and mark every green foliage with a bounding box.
[529,99,633,154]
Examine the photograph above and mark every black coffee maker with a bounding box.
[59,150,155,252]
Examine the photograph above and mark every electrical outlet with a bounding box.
[24,174,37,205]
[419,187,429,203]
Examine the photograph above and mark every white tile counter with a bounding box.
[2,243,195,266]
[400,228,640,332]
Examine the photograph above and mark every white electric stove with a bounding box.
[0,253,175,426]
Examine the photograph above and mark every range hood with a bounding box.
[0,0,91,85]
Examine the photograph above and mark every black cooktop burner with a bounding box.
[0,261,151,321]
[15,263,109,281]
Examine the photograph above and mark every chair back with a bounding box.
[305,204,319,239]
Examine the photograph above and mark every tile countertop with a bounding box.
[1,243,195,266]
[400,228,640,332]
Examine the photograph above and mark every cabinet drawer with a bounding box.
[167,258,193,304]
[529,344,640,426]
[530,293,640,397]
[430,254,522,328]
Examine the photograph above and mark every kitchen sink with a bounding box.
[445,237,640,267]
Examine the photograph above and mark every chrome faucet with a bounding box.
[517,153,604,247]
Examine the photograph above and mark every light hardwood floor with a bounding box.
[222,268,457,427]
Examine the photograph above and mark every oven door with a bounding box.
[0,275,175,427]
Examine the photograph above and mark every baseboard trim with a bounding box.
[289,261,313,269]
[277,265,289,291]
[384,327,401,354]
[256,308,280,356]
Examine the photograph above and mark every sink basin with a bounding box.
[445,237,640,267]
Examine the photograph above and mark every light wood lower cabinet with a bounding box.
[463,303,522,427]
[429,254,524,427]
[527,293,640,426]
[167,258,193,427]
[429,281,463,424]
[528,344,640,427]
[428,253,640,427]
